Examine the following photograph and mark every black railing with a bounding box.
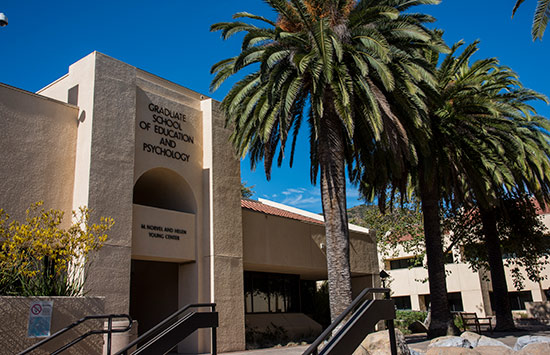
[115,303,218,355]
[303,288,397,355]
[18,314,132,355]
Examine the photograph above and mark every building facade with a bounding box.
[383,212,550,318]
[0,52,380,353]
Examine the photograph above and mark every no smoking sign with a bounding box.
[27,300,53,338]
[31,303,42,315]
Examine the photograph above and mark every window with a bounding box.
[490,291,533,311]
[244,271,300,313]
[420,292,463,312]
[444,252,454,264]
[509,291,533,310]
[447,292,464,312]
[389,257,417,270]
[392,296,412,310]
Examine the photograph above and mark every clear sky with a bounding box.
[1,1,548,213]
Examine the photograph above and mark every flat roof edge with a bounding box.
[1,82,78,110]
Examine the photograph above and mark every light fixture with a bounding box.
[379,270,390,288]
[0,13,8,27]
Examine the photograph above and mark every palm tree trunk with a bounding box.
[479,207,516,331]
[318,104,353,322]
[419,177,458,338]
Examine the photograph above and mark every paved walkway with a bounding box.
[220,345,308,355]
[217,326,550,354]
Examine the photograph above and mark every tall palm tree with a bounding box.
[420,44,550,332]
[415,42,506,337]
[357,40,549,336]
[435,52,550,329]
[421,43,550,333]
[476,113,550,330]
[210,0,443,321]
[513,0,550,40]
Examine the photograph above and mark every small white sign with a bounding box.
[27,300,53,338]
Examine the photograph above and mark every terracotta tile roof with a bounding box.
[241,199,323,225]
[532,198,550,215]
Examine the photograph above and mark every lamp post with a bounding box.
[379,270,390,289]
[379,269,397,355]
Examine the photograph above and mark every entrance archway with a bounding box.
[133,167,196,213]
[131,167,197,335]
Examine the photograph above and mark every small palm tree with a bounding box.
[513,0,550,40]
[210,0,442,321]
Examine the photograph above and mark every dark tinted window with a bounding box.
[489,291,533,310]
[244,271,300,313]
[389,258,416,270]
[392,296,412,310]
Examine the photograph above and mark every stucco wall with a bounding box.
[0,83,78,221]
[202,99,246,352]
[384,229,550,317]
[39,53,141,314]
[0,296,105,355]
[242,209,378,280]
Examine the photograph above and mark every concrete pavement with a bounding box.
[220,345,308,355]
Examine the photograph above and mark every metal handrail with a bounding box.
[303,288,396,355]
[115,303,217,355]
[18,314,132,355]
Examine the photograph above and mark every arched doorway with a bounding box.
[130,168,197,335]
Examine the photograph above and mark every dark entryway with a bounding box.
[130,259,179,335]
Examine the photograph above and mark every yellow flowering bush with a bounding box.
[0,202,114,296]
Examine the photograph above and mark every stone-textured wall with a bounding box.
[0,296,105,355]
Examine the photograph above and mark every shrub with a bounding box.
[0,202,114,296]
[245,323,288,349]
[395,310,428,334]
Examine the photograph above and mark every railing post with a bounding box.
[211,304,217,355]
[387,318,397,355]
[384,290,397,355]
[107,315,113,355]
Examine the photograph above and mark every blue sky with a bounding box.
[1,1,548,213]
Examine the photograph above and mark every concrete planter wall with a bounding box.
[526,301,550,322]
[0,296,105,355]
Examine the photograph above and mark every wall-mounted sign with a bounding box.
[137,100,196,164]
[27,300,53,338]
[132,204,196,262]
[140,223,187,240]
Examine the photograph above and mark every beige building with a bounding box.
[382,212,550,318]
[0,52,380,353]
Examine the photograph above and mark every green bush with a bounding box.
[395,310,427,334]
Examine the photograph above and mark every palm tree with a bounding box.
[437,54,550,330]
[513,0,550,40]
[357,40,549,336]
[210,0,443,321]
[476,113,550,330]
[420,44,550,332]
[423,43,550,333]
